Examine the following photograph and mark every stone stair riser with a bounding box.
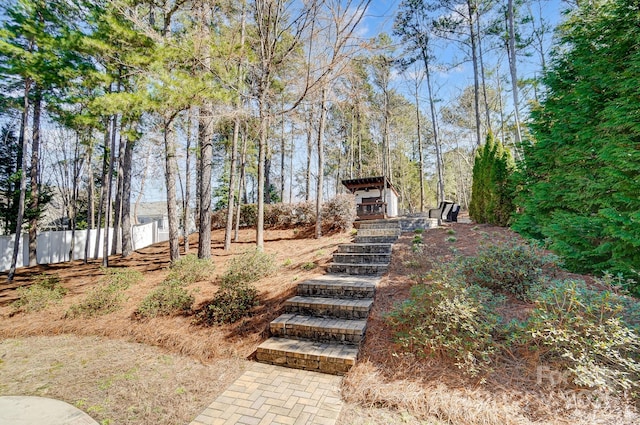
[297,283,375,298]
[256,338,357,375]
[270,323,365,345]
[285,302,372,320]
[332,253,391,264]
[327,263,388,275]
[336,244,391,254]
[354,236,398,244]
[356,221,401,230]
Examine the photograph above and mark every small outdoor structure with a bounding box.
[342,176,399,220]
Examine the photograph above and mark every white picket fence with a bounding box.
[0,222,169,272]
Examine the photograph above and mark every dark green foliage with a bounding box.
[195,281,258,325]
[512,0,640,293]
[469,131,514,226]
[220,248,277,287]
[513,280,640,394]
[0,124,19,234]
[387,262,503,376]
[462,242,558,301]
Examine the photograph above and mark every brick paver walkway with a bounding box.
[190,362,343,425]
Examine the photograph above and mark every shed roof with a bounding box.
[342,176,399,196]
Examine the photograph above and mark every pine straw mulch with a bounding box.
[340,222,639,425]
[0,226,352,425]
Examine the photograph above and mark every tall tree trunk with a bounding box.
[121,135,134,257]
[165,119,180,262]
[234,130,247,242]
[305,108,313,201]
[28,88,42,266]
[414,77,425,212]
[507,0,523,147]
[94,119,110,260]
[468,0,482,147]
[256,93,268,249]
[111,132,125,255]
[476,13,492,133]
[8,77,31,282]
[183,109,192,253]
[422,50,445,204]
[198,107,213,259]
[102,114,118,267]
[133,143,151,225]
[315,88,327,239]
[84,143,94,264]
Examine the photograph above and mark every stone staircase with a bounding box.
[256,220,400,375]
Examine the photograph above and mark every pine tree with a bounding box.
[470,131,514,226]
[512,0,640,292]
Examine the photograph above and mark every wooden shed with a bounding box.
[342,176,399,220]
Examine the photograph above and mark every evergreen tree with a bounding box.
[0,124,20,234]
[512,0,640,292]
[470,131,514,226]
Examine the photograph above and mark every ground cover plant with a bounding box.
[12,274,67,313]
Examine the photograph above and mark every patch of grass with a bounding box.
[446,229,456,235]
[12,274,67,313]
[166,254,215,285]
[67,268,141,318]
[301,262,317,271]
[414,228,424,234]
[135,281,195,319]
[282,258,293,267]
[446,236,457,243]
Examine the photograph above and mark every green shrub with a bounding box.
[12,274,66,313]
[167,254,215,285]
[321,194,357,232]
[414,228,424,234]
[220,248,277,287]
[136,281,194,318]
[446,236,457,243]
[461,242,558,301]
[513,279,640,394]
[387,263,503,376]
[67,268,140,318]
[195,282,258,325]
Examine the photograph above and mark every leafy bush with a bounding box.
[12,274,66,313]
[513,279,640,394]
[220,248,277,287]
[67,268,141,318]
[166,254,215,285]
[195,282,258,325]
[321,194,357,232]
[136,281,194,318]
[387,263,503,376]
[461,242,558,301]
[301,262,317,270]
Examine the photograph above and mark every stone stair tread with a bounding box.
[257,337,359,362]
[301,275,379,287]
[328,262,390,267]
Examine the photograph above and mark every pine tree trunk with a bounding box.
[507,0,523,147]
[234,131,247,243]
[94,119,110,260]
[8,77,31,282]
[111,133,125,255]
[468,0,482,147]
[422,50,445,204]
[102,114,118,267]
[224,116,240,251]
[28,88,42,267]
[84,143,94,264]
[414,79,425,212]
[121,136,134,257]
[164,120,180,263]
[197,107,213,259]
[315,88,327,239]
[183,109,192,253]
[305,109,312,201]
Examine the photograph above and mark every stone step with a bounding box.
[270,314,367,345]
[332,252,391,264]
[357,221,401,230]
[356,228,401,237]
[256,337,358,375]
[354,235,399,244]
[336,243,392,254]
[297,275,377,298]
[327,262,389,276]
[285,296,373,319]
